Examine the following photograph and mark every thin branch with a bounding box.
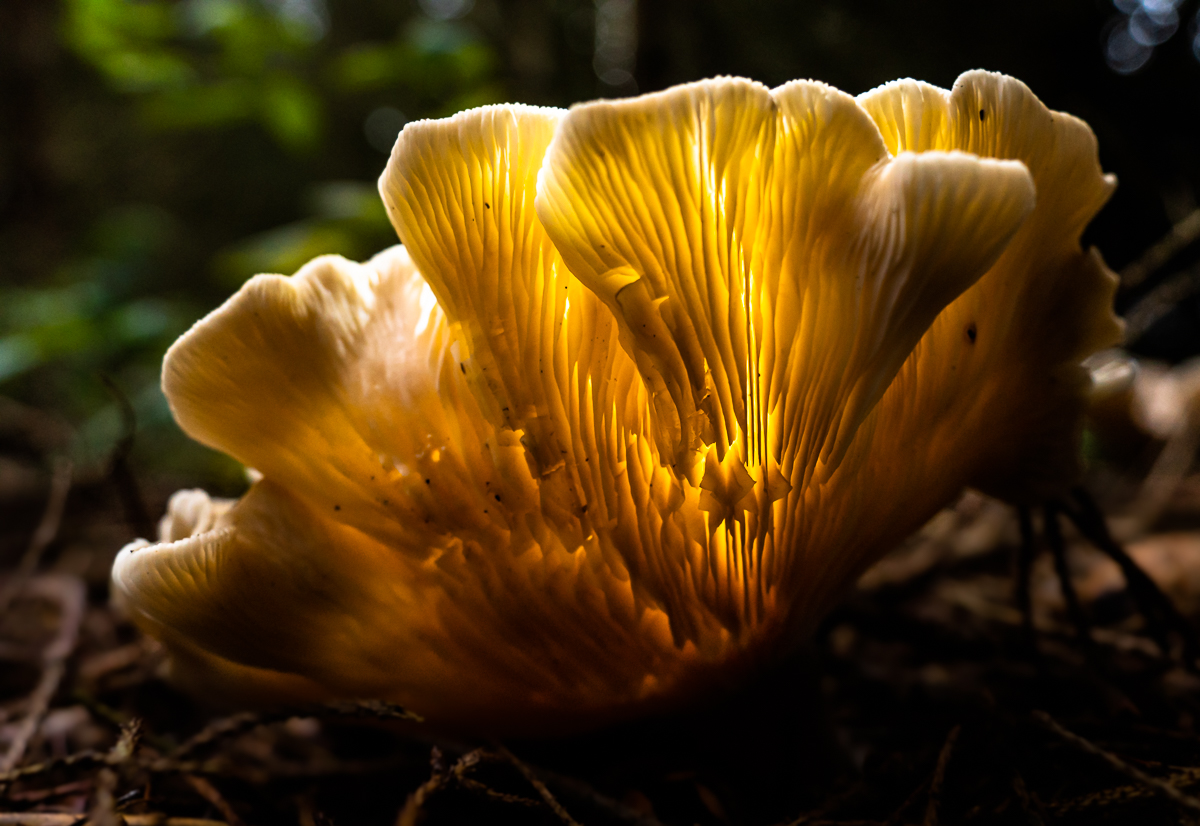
[0,816,228,826]
[1042,504,1092,648]
[1010,772,1045,826]
[1065,487,1200,666]
[99,374,153,539]
[493,744,582,826]
[0,750,103,784]
[2,747,407,788]
[183,775,246,826]
[0,471,78,780]
[1124,262,1200,343]
[0,576,87,774]
[923,725,961,826]
[394,748,483,826]
[1120,206,1200,290]
[0,458,72,616]
[88,767,120,826]
[2,778,93,803]
[173,700,421,759]
[1034,710,1200,814]
[537,767,670,826]
[457,776,543,808]
[782,783,869,826]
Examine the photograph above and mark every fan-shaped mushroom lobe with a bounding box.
[121,247,706,731]
[536,76,1036,510]
[856,70,1123,502]
[113,72,1122,735]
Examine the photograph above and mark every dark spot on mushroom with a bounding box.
[495,494,502,502]
[460,363,466,373]
[425,478,431,485]
[484,202,490,209]
[334,505,341,511]
[581,504,588,513]
[979,109,986,121]
[966,323,977,344]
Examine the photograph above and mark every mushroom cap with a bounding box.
[112,71,1119,734]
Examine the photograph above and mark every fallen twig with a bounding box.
[1120,206,1200,290]
[1065,487,1200,666]
[173,700,421,759]
[2,779,92,804]
[88,767,119,826]
[923,725,960,826]
[1,576,87,774]
[1043,504,1093,649]
[0,816,227,826]
[99,375,153,539]
[1,746,409,788]
[78,643,152,685]
[395,747,483,826]
[1124,263,1200,343]
[1010,772,1045,826]
[0,459,72,616]
[493,744,582,826]
[538,767,669,826]
[1033,710,1200,815]
[782,783,869,826]
[0,750,103,785]
[182,775,245,826]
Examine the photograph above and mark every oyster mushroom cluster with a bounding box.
[112,71,1121,734]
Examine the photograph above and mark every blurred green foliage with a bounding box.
[1,0,505,490]
[62,0,501,153]
[4,0,1200,496]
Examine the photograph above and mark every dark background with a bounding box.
[4,6,1200,825]
[3,0,1200,492]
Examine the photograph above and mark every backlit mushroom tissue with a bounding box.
[111,70,1122,735]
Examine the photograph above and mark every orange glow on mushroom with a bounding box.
[111,71,1121,734]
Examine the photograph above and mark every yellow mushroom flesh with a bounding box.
[111,71,1120,733]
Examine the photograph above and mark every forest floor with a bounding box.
[3,396,1200,826]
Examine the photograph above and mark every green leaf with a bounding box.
[0,336,41,384]
[261,76,322,152]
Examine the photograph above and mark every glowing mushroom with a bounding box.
[111,71,1120,734]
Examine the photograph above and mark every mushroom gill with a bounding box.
[111,71,1119,734]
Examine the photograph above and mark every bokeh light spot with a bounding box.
[364,107,407,154]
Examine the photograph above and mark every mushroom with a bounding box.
[111,71,1120,734]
